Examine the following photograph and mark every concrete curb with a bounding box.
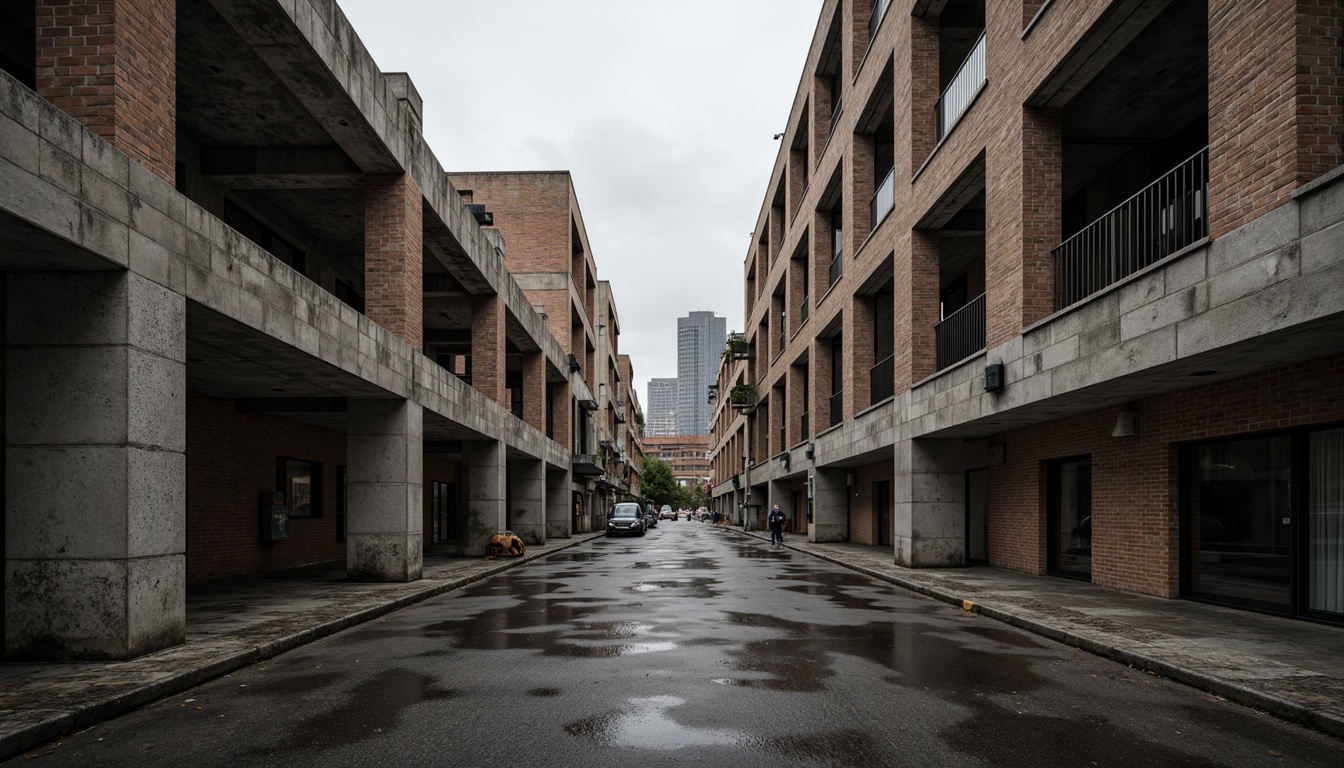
[0,533,605,761]
[723,526,1344,740]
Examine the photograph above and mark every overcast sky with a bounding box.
[336,0,823,407]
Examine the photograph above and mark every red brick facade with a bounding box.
[35,0,176,184]
[364,174,424,349]
[974,354,1344,597]
[186,393,346,582]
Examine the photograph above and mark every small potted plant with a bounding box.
[728,384,757,410]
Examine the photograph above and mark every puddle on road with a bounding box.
[565,696,748,750]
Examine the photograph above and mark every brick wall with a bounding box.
[980,353,1344,597]
[446,173,573,274]
[851,458,893,544]
[186,393,346,582]
[364,174,423,348]
[35,0,176,184]
[1295,0,1344,180]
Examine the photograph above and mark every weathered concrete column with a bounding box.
[346,399,423,582]
[810,467,848,542]
[508,458,545,544]
[471,295,507,407]
[464,439,506,555]
[546,467,571,538]
[767,478,791,516]
[364,174,423,349]
[35,0,176,183]
[893,438,965,567]
[6,273,185,660]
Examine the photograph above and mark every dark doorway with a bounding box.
[966,468,988,562]
[431,481,456,544]
[1048,457,1092,580]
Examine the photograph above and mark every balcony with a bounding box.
[870,168,894,232]
[935,31,986,142]
[573,454,603,477]
[1054,148,1209,310]
[935,292,986,371]
[870,354,895,404]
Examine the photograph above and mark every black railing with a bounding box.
[935,292,986,371]
[801,411,810,441]
[870,354,895,404]
[870,168,894,232]
[829,391,843,427]
[934,31,986,142]
[1054,148,1209,310]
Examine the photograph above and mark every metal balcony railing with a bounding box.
[1054,148,1209,309]
[829,391,843,427]
[935,31,986,142]
[870,353,895,404]
[829,251,843,287]
[829,95,843,133]
[870,168,894,232]
[800,295,810,324]
[801,411,810,441]
[935,292,986,371]
[869,0,891,42]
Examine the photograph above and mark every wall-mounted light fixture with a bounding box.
[1112,407,1139,438]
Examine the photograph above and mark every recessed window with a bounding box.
[277,457,321,519]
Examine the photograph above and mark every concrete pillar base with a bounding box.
[509,458,546,544]
[5,273,186,660]
[465,440,506,555]
[809,467,849,542]
[893,438,965,568]
[346,400,424,582]
[546,468,572,538]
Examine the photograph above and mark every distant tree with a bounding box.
[641,456,680,508]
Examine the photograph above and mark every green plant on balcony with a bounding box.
[728,384,757,410]
[723,334,751,361]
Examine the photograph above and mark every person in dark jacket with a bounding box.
[768,504,786,545]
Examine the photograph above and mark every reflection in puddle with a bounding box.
[565,696,747,750]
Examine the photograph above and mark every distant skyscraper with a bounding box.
[646,378,678,437]
[676,311,726,436]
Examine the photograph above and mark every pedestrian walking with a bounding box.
[768,504,786,545]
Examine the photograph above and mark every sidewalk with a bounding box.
[732,526,1344,740]
[0,533,606,759]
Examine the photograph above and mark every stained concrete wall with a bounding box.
[5,272,186,659]
[346,399,423,582]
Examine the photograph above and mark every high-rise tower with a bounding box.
[676,311,726,436]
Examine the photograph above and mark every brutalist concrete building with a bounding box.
[1,0,633,659]
[710,0,1344,625]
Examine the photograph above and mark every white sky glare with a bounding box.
[335,0,824,404]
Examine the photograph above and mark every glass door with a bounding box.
[1048,457,1092,580]
[1183,435,1292,613]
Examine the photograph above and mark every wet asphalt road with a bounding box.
[11,523,1344,767]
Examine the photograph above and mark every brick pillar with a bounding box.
[546,468,571,539]
[1208,0,1326,236]
[364,174,423,348]
[35,0,176,184]
[909,16,940,167]
[521,351,545,432]
[346,399,423,582]
[896,229,940,392]
[470,295,507,407]
[6,273,186,660]
[508,458,545,544]
[550,379,572,447]
[893,438,965,567]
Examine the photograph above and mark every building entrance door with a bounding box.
[875,480,891,547]
[1048,457,1092,580]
